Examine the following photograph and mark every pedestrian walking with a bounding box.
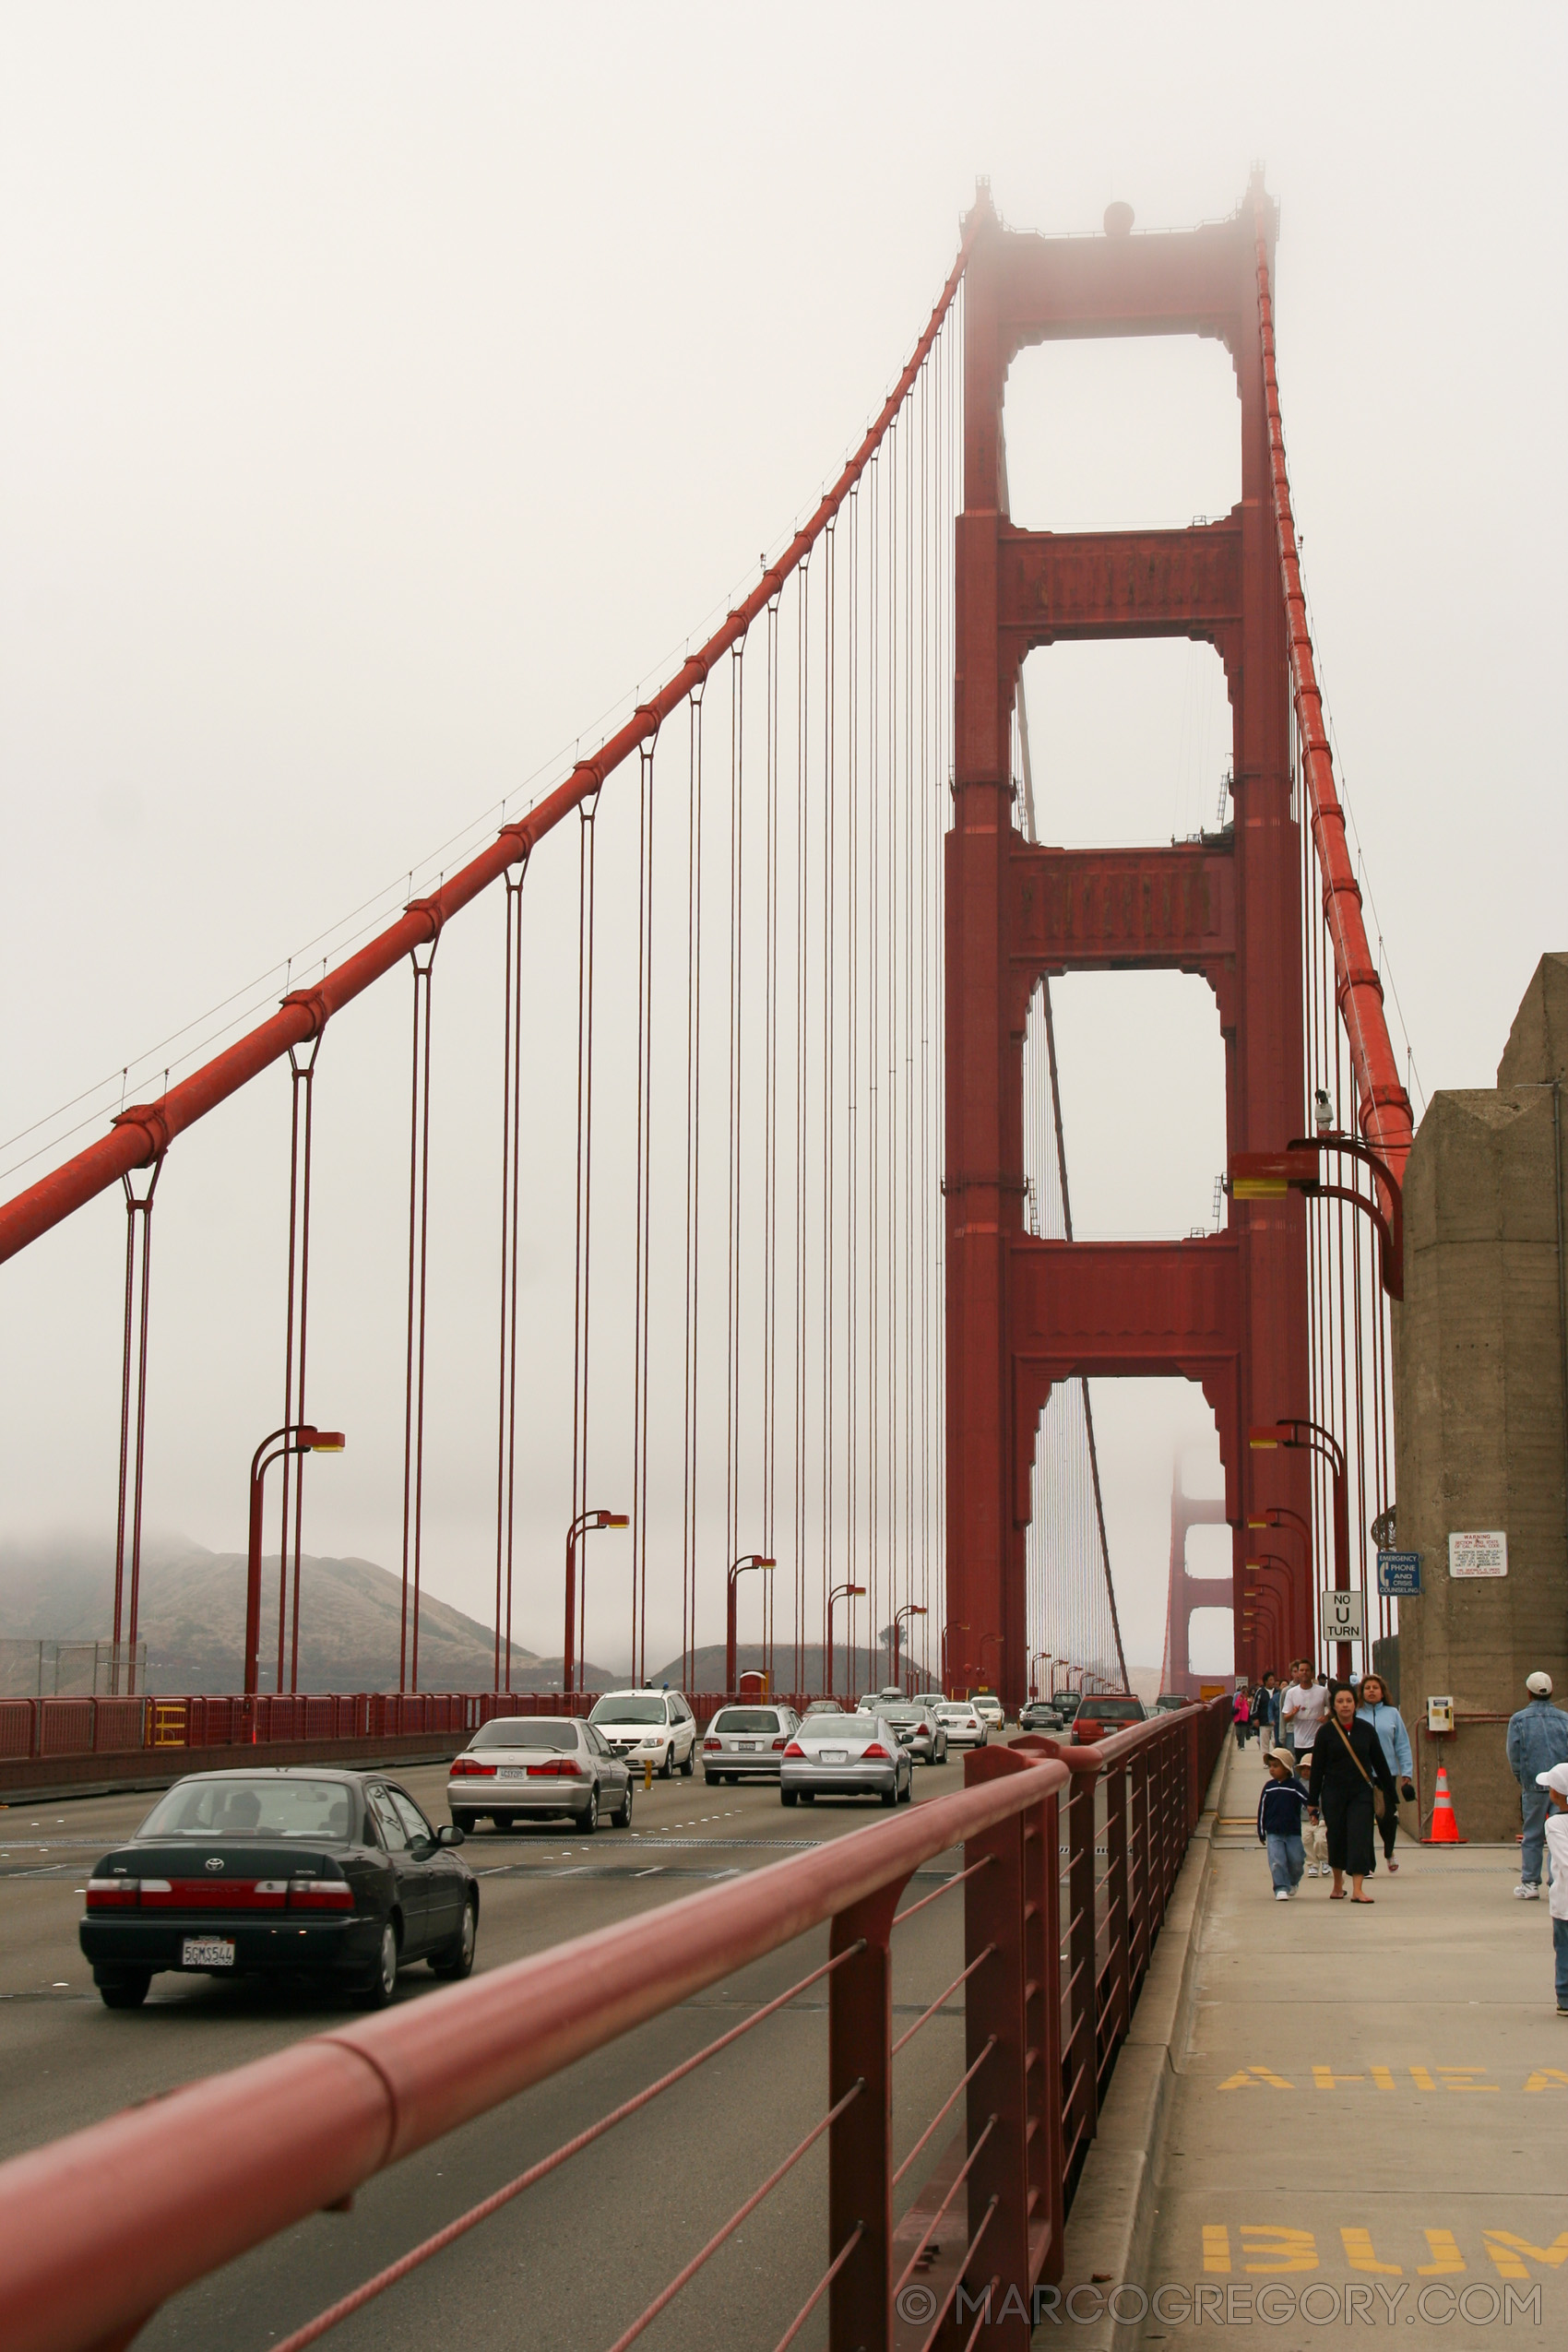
[1233,1681,1253,1750]
[1280,1661,1327,1766]
[1257,1750,1309,1899]
[1356,1672,1415,1874]
[1252,1673,1278,1758]
[1307,1685,1396,1903]
[1536,1764,1568,2014]
[1506,1672,1568,1899]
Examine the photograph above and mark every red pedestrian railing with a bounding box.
[0,1697,1226,2352]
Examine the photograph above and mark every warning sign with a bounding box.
[1448,1531,1508,1579]
[1322,1588,1365,1646]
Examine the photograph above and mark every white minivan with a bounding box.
[588,1689,698,1777]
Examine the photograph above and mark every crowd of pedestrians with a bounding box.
[1234,1657,1568,2010]
[1237,1657,1412,1904]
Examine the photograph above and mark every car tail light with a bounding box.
[527,1757,584,1778]
[451,1756,498,1777]
[771,1737,787,1751]
[783,1740,805,1758]
[289,1878,355,1909]
[704,1738,721,1752]
[86,1878,139,1907]
[861,1741,892,1761]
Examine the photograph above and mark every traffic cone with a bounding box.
[1422,1762,1467,1845]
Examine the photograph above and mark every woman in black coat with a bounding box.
[1307,1685,1397,1902]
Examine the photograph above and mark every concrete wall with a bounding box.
[1393,954,1568,1840]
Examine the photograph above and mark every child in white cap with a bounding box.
[1538,1763,1568,2014]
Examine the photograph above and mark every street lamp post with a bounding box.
[940,1621,969,1700]
[890,1603,927,1694]
[1242,1555,1295,1665]
[244,1424,345,1697]
[564,1509,629,1699]
[978,1631,1004,1708]
[726,1554,776,1695]
[1250,1419,1352,1679]
[1247,1507,1312,1653]
[1229,1131,1404,1300]
[826,1582,865,1700]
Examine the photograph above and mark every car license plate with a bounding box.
[181,1937,234,1968]
[498,1765,529,1777]
[736,1740,757,1752]
[821,1748,848,1764]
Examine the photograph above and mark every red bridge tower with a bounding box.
[945,180,1311,1712]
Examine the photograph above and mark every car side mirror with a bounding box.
[436,1822,466,1847]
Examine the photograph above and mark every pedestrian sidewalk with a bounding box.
[1123,1739,1568,2348]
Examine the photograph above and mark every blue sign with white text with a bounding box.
[1376,1550,1422,1597]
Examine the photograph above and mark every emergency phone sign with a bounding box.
[1321,1588,1365,1647]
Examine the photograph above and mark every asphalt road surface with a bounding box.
[1,1751,978,2351]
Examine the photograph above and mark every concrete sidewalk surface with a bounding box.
[1063,1739,1568,2348]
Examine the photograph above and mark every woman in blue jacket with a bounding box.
[1357,1672,1415,1872]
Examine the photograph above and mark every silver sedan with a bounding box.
[702,1705,799,1784]
[780,1712,913,1808]
[880,1702,949,1764]
[446,1716,633,1833]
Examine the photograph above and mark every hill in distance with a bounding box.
[0,1533,575,1695]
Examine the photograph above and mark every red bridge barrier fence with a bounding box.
[0,1697,1226,2352]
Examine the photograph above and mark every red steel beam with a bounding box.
[0,213,988,1269]
[1008,839,1235,986]
[998,517,1242,647]
[1251,201,1413,1178]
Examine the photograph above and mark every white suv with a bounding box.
[588,1690,697,1777]
[968,1690,1005,1731]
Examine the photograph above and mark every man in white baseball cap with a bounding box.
[1535,1763,1568,2013]
[1508,1674,1568,1897]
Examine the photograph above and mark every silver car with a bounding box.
[702,1704,800,1784]
[933,1701,988,1750]
[780,1711,914,1808]
[446,1716,633,1834]
[879,1702,949,1764]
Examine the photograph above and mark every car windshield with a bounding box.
[712,1709,779,1732]
[137,1777,356,1839]
[1080,1698,1143,1720]
[589,1696,667,1726]
[881,1705,928,1725]
[935,1705,970,1717]
[470,1718,579,1751]
[803,1711,854,1728]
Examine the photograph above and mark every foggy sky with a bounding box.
[3,6,1563,1681]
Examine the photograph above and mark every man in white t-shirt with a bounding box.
[1280,1665,1327,1765]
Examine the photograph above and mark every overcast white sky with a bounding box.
[2,6,1563,1678]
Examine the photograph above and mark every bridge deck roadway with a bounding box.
[0,1754,971,2351]
[1123,1741,1567,2348]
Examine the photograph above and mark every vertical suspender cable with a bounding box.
[724,642,746,1674]
[764,595,780,1690]
[846,482,860,1691]
[493,859,528,1693]
[682,689,706,1690]
[631,738,658,1688]
[794,557,810,1699]
[113,1156,162,1696]
[570,794,601,1692]
[399,931,439,1693]
[284,1038,321,1694]
[827,519,841,1693]
[867,449,880,1693]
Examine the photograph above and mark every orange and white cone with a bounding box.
[1423,1762,1467,1845]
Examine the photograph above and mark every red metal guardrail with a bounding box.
[0,1688,847,1768]
[0,1696,1226,2352]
